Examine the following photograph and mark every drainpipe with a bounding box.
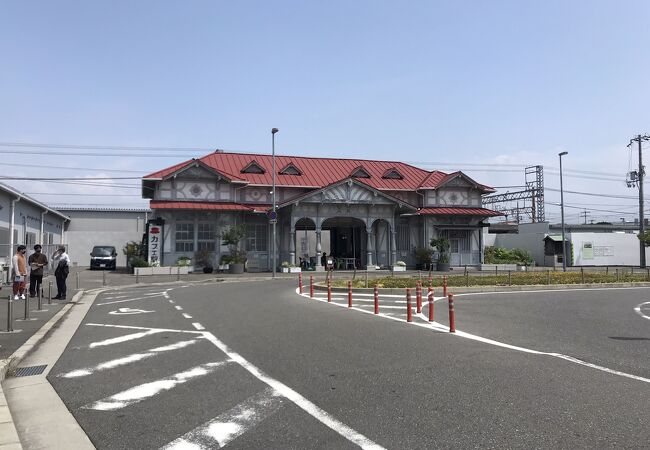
[41,211,47,245]
[9,196,20,257]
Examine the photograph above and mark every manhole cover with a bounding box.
[14,365,47,377]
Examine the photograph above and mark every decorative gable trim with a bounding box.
[241,160,266,174]
[382,167,404,180]
[279,163,302,176]
[350,166,371,178]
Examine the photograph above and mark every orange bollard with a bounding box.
[374,285,379,314]
[309,275,314,298]
[416,281,422,314]
[298,273,303,294]
[406,288,413,322]
[428,272,433,287]
[448,293,455,333]
[428,287,434,322]
[347,281,352,308]
[443,275,448,297]
[327,279,331,302]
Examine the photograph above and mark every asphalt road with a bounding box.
[49,281,650,449]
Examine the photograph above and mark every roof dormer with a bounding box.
[350,166,371,178]
[279,162,302,176]
[240,160,266,174]
[382,167,404,180]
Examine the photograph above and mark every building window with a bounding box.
[197,223,215,251]
[175,222,194,252]
[25,232,36,247]
[244,224,268,252]
[396,224,410,251]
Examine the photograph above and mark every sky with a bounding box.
[1,1,649,224]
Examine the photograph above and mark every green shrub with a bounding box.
[484,246,533,265]
[130,258,149,268]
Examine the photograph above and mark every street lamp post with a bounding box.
[559,151,568,272]
[271,128,279,279]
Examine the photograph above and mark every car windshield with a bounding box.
[91,247,114,257]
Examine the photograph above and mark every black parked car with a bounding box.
[90,246,117,270]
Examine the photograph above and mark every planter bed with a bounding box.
[134,266,191,276]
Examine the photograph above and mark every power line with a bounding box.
[0,162,146,173]
[0,142,210,152]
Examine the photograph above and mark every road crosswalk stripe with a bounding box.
[82,360,233,411]
[60,339,202,378]
[89,330,165,348]
[160,387,283,449]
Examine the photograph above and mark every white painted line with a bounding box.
[89,330,164,348]
[96,295,164,306]
[299,289,650,385]
[163,292,170,299]
[192,323,205,330]
[60,339,201,378]
[169,300,175,304]
[160,387,283,449]
[83,360,232,411]
[201,331,385,449]
[455,285,650,298]
[109,308,155,315]
[86,323,204,334]
[182,313,193,319]
[175,305,183,311]
[634,301,650,320]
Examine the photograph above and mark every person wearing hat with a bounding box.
[52,245,70,300]
[28,244,48,298]
[11,245,28,300]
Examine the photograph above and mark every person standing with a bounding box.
[28,244,48,298]
[52,245,70,300]
[11,245,28,300]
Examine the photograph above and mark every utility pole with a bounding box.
[627,134,650,268]
[581,209,590,225]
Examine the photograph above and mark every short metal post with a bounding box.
[327,279,331,303]
[6,295,13,332]
[102,270,106,286]
[416,281,422,314]
[310,276,314,298]
[298,273,303,294]
[443,275,447,297]
[374,285,379,314]
[547,270,551,285]
[448,293,455,333]
[406,288,412,322]
[508,270,512,286]
[177,266,180,281]
[347,280,352,308]
[24,292,29,320]
[581,267,584,284]
[136,270,139,284]
[616,268,619,282]
[465,271,469,287]
[37,288,43,311]
[365,270,368,288]
[48,281,52,305]
[76,272,80,290]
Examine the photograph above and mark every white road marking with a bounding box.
[299,289,650,385]
[83,360,232,411]
[89,330,164,348]
[200,331,385,450]
[109,308,155,315]
[634,301,650,320]
[86,323,203,334]
[60,339,201,378]
[182,313,193,319]
[169,300,175,304]
[160,387,283,449]
[175,305,183,311]
[192,323,205,330]
[96,295,164,306]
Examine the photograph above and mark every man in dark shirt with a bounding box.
[28,244,48,298]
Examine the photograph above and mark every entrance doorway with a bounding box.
[322,217,367,269]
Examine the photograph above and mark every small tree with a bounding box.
[221,225,247,264]
[123,241,144,267]
[639,231,650,247]
[430,236,450,263]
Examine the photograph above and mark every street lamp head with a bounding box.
[271,128,279,134]
[559,151,568,157]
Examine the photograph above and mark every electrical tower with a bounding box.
[483,165,545,223]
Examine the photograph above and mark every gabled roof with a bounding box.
[418,207,503,217]
[143,151,495,192]
[280,162,302,176]
[240,160,266,174]
[144,158,246,183]
[349,166,371,178]
[279,177,417,210]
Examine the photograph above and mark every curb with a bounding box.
[0,290,84,450]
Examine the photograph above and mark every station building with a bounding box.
[142,152,502,271]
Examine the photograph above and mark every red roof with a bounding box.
[418,207,503,217]
[150,201,260,211]
[143,151,494,192]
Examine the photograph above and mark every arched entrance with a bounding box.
[322,217,367,269]
[371,218,391,268]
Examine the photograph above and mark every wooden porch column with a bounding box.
[390,228,397,266]
[289,229,296,266]
[366,227,373,268]
[316,228,322,268]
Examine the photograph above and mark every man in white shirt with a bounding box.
[52,245,70,300]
